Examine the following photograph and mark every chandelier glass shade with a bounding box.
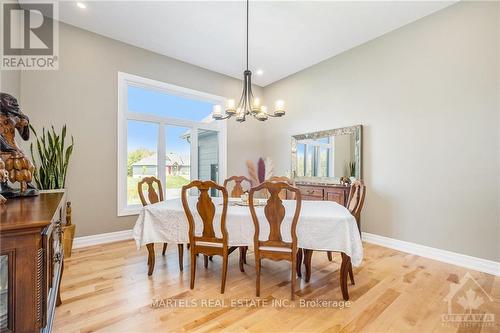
[212,0,285,122]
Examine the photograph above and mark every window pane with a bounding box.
[127,120,158,205]
[165,125,191,199]
[198,129,219,196]
[318,147,329,177]
[296,144,305,177]
[305,145,313,177]
[128,86,214,122]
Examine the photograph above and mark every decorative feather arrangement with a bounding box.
[246,160,259,186]
[264,157,274,180]
[257,158,265,183]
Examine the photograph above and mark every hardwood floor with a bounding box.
[54,240,499,332]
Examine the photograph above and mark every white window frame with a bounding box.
[117,72,227,216]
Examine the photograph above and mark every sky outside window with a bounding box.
[127,86,214,151]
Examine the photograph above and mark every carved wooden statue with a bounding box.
[0,93,37,198]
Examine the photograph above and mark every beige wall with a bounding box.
[19,22,264,237]
[262,1,499,261]
[0,1,21,98]
[1,70,21,98]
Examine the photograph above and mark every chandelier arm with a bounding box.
[250,113,266,121]
[248,77,255,100]
[245,83,251,114]
[244,89,249,115]
[236,80,246,110]
[246,72,253,113]
[219,114,233,120]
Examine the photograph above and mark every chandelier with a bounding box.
[212,0,285,122]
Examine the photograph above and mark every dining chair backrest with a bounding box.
[347,180,366,222]
[138,176,164,206]
[181,180,229,245]
[249,181,302,250]
[223,176,252,198]
[267,176,296,199]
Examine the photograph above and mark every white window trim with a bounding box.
[117,72,227,216]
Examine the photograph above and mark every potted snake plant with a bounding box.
[30,125,76,256]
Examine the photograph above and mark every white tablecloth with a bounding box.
[133,197,363,266]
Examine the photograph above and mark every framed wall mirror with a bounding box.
[291,125,362,183]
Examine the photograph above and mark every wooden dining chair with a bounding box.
[249,181,302,300]
[268,176,305,276]
[138,176,184,275]
[306,180,366,286]
[181,180,244,294]
[267,176,296,199]
[346,180,366,233]
[223,175,252,198]
[223,176,252,269]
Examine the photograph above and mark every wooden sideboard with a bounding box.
[0,191,66,333]
[289,182,351,206]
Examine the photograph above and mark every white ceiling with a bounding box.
[46,1,455,86]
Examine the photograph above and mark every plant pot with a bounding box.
[62,224,76,258]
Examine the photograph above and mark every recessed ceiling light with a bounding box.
[256,69,264,76]
[76,2,87,9]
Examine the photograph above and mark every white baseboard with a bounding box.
[362,232,500,276]
[73,229,133,249]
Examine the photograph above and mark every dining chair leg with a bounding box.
[162,243,168,256]
[340,253,350,301]
[304,249,313,283]
[190,251,196,289]
[243,246,248,264]
[255,258,261,297]
[327,251,333,262]
[221,253,229,294]
[238,247,245,272]
[291,254,297,300]
[204,255,209,268]
[146,243,155,276]
[177,244,184,271]
[348,261,355,285]
[296,248,303,278]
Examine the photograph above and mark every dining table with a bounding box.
[133,196,363,300]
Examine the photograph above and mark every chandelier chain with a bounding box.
[246,0,249,71]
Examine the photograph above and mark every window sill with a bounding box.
[118,205,142,217]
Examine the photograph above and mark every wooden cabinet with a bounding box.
[290,182,350,207]
[0,191,66,333]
